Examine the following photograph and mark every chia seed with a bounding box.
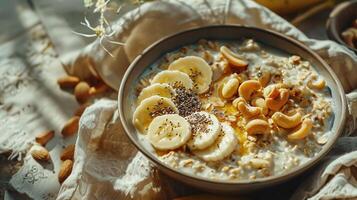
[172,86,201,116]
[148,98,176,118]
[186,112,212,136]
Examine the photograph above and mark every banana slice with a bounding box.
[133,95,178,133]
[151,70,193,90]
[138,83,175,104]
[186,112,221,150]
[148,114,191,150]
[168,56,212,94]
[193,123,238,162]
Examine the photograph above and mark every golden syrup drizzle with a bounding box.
[200,73,249,156]
[232,120,248,156]
[219,104,248,156]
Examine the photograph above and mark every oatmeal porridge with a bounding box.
[131,39,333,181]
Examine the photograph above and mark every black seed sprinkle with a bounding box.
[172,86,201,117]
[148,98,176,118]
[186,112,212,136]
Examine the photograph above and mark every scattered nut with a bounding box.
[57,76,80,89]
[307,75,326,90]
[88,82,109,95]
[31,146,50,161]
[288,118,313,140]
[220,46,248,68]
[60,144,75,161]
[74,102,90,116]
[246,119,270,135]
[61,116,80,137]
[58,160,73,183]
[266,88,289,111]
[238,80,262,101]
[251,97,268,115]
[237,102,261,119]
[74,81,91,104]
[35,130,55,146]
[272,112,302,129]
[221,78,239,98]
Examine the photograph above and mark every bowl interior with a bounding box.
[119,25,346,186]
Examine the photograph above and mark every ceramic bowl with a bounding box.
[326,0,357,53]
[119,25,347,193]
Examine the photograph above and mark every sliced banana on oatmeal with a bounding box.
[138,83,176,104]
[151,70,193,90]
[193,123,238,162]
[147,114,191,150]
[185,112,221,150]
[133,95,178,134]
[168,56,212,94]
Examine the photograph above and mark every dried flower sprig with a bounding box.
[74,0,125,57]
[76,0,153,57]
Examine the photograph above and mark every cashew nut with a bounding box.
[252,97,268,115]
[266,88,289,111]
[221,78,239,98]
[267,86,280,98]
[307,75,326,90]
[220,46,248,68]
[263,84,278,98]
[232,97,246,108]
[272,112,302,128]
[287,118,312,140]
[238,80,262,101]
[257,71,271,87]
[237,102,261,119]
[246,119,270,135]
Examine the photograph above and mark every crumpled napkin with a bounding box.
[291,149,357,200]
[56,99,161,200]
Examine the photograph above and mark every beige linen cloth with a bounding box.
[5,0,357,199]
